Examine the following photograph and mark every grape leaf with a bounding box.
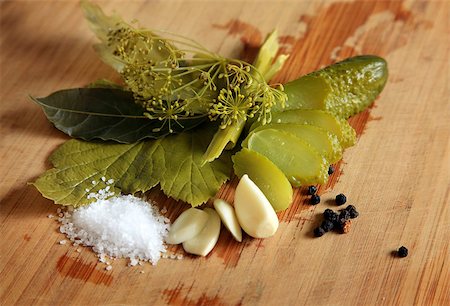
[32,129,232,207]
[31,88,206,143]
[159,130,232,205]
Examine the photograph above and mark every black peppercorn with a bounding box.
[314,227,325,237]
[310,194,321,205]
[308,186,317,195]
[328,165,335,175]
[335,193,347,206]
[345,205,356,211]
[398,246,408,257]
[321,220,334,232]
[350,210,359,218]
[345,205,359,218]
[338,209,351,223]
[323,209,338,223]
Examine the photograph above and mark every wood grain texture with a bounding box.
[1,0,449,305]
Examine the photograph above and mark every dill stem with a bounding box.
[148,63,213,72]
[171,78,201,94]
[202,117,246,164]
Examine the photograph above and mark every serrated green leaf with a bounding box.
[33,129,231,207]
[31,88,206,143]
[160,131,232,205]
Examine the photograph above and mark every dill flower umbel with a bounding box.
[83,1,286,132]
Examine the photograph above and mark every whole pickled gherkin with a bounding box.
[275,55,388,119]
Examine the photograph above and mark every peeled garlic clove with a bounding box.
[213,199,242,242]
[166,208,209,244]
[234,174,279,238]
[182,208,221,256]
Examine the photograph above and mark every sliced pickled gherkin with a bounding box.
[244,129,329,187]
[251,109,356,148]
[232,148,293,211]
[276,55,388,119]
[243,123,342,164]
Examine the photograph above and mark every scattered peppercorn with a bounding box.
[345,205,359,218]
[335,193,347,205]
[328,165,335,175]
[338,209,351,223]
[314,227,325,237]
[308,186,317,195]
[323,209,338,223]
[310,194,321,205]
[314,205,359,237]
[345,204,356,211]
[321,220,334,232]
[397,246,408,257]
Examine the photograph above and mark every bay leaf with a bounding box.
[31,88,206,143]
[33,129,231,207]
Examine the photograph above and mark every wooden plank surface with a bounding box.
[1,0,449,305]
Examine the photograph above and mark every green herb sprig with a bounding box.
[82,0,287,145]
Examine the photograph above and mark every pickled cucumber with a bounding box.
[244,129,329,186]
[275,55,388,119]
[233,148,293,211]
[243,123,342,164]
[251,109,356,148]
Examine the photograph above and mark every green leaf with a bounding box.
[160,131,232,204]
[31,88,206,143]
[253,30,289,82]
[81,1,180,73]
[32,129,231,207]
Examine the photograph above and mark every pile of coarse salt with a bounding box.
[58,183,170,266]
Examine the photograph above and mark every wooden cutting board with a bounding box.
[1,1,448,305]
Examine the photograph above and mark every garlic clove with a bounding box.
[182,208,221,256]
[165,208,209,244]
[213,199,242,242]
[234,174,279,238]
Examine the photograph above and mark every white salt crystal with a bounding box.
[59,240,67,245]
[107,179,114,185]
[101,176,106,182]
[48,214,54,219]
[58,194,170,265]
[92,180,97,185]
[105,265,112,271]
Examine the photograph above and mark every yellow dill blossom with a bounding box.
[83,1,286,133]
